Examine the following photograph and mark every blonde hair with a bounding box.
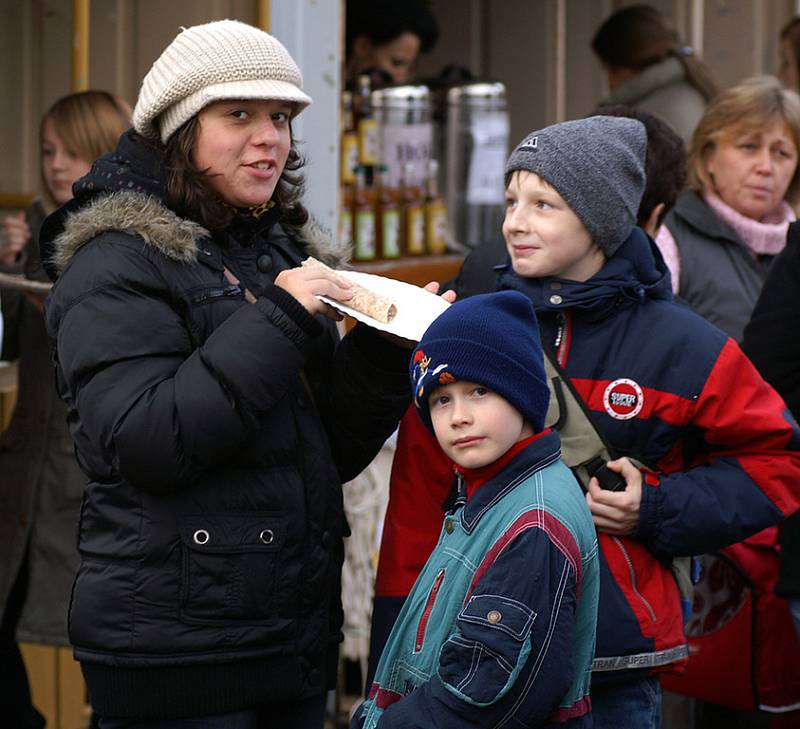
[687,76,800,202]
[40,90,131,205]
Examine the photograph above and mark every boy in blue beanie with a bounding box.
[353,291,600,729]
[375,115,800,729]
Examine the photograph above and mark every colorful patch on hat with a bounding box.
[438,371,456,385]
[603,378,644,420]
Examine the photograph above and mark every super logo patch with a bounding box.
[603,379,644,420]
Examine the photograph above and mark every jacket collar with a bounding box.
[459,430,562,534]
[496,227,672,319]
[602,56,685,107]
[669,190,743,246]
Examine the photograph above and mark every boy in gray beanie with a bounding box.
[372,114,800,729]
[503,115,646,269]
[353,292,599,729]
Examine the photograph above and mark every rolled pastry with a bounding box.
[301,257,398,323]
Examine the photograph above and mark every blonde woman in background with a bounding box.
[0,90,130,729]
[656,75,800,342]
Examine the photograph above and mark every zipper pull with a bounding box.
[553,312,566,349]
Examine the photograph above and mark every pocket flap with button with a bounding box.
[459,594,536,641]
[178,513,284,553]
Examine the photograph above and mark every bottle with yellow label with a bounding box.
[377,165,402,259]
[353,165,377,262]
[340,91,359,186]
[424,159,448,255]
[402,162,425,256]
[357,74,379,170]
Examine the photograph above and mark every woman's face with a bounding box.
[779,38,799,91]
[41,118,92,205]
[703,119,798,220]
[193,99,292,209]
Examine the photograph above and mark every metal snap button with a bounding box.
[549,294,563,305]
[259,529,274,545]
[445,520,454,534]
[487,610,502,624]
[193,529,210,545]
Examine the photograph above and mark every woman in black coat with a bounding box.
[39,20,435,729]
[742,221,800,639]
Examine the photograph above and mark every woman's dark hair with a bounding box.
[596,105,687,229]
[161,115,308,232]
[781,17,800,92]
[592,4,718,102]
[346,0,439,57]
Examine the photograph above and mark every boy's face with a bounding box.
[503,171,606,282]
[428,380,534,469]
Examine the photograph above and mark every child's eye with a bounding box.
[272,111,289,123]
[472,386,489,397]
[41,147,55,158]
[430,394,450,408]
[536,200,553,210]
[504,198,517,209]
[229,109,249,120]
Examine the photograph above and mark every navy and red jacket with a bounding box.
[370,228,800,685]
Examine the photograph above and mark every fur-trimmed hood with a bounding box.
[44,190,349,278]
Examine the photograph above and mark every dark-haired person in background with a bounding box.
[592,3,719,144]
[345,0,439,86]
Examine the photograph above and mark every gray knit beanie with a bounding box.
[505,116,646,257]
[133,19,312,144]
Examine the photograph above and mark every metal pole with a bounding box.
[72,0,90,91]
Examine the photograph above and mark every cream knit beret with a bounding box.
[133,19,312,144]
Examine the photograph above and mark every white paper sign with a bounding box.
[466,113,510,205]
[380,123,433,187]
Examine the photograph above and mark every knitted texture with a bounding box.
[410,291,550,433]
[505,115,646,258]
[133,19,312,143]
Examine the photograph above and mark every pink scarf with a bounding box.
[703,191,794,257]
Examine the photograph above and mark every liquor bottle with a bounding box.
[402,162,425,256]
[339,178,354,252]
[424,159,448,255]
[356,74,379,171]
[340,91,359,187]
[377,165,402,259]
[353,165,377,262]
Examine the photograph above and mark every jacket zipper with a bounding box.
[553,311,572,366]
[414,568,446,652]
[613,537,656,622]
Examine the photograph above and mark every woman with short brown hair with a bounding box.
[656,75,800,341]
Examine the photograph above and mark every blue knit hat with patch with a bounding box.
[411,291,550,433]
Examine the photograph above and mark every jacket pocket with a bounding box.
[437,593,535,707]
[178,512,284,624]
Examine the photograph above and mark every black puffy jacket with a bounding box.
[39,132,410,718]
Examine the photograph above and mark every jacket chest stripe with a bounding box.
[571,378,696,425]
[464,509,581,604]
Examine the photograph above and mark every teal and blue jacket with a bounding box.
[357,431,599,728]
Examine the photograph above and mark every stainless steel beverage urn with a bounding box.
[372,85,433,189]
[445,82,509,249]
